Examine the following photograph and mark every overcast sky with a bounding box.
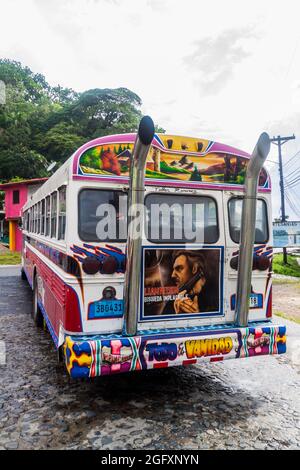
[1,0,300,219]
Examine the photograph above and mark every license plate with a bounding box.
[88,299,124,319]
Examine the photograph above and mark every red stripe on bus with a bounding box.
[153,362,169,369]
[210,357,224,362]
[183,359,197,366]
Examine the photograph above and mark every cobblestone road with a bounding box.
[0,269,299,450]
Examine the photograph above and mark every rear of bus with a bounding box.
[63,120,286,378]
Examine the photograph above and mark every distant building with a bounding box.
[0,208,8,245]
[273,220,300,248]
[0,178,48,251]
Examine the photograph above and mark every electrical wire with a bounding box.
[284,175,300,188]
[284,181,300,218]
[285,166,300,180]
[285,192,300,218]
[284,149,300,169]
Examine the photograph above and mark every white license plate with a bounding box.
[249,296,259,308]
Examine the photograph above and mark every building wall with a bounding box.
[1,180,47,252]
[4,184,28,219]
[15,225,23,251]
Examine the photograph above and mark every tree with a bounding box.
[0,60,56,180]
[0,60,164,182]
[190,167,202,181]
[0,147,48,180]
[35,122,85,163]
[61,88,143,139]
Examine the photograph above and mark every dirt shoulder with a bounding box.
[273,278,300,323]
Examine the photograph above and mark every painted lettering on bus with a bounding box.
[185,337,233,358]
[146,342,178,362]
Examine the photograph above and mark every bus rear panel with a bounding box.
[22,131,286,378]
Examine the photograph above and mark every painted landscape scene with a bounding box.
[79,143,268,186]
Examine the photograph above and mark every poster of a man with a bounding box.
[143,248,221,318]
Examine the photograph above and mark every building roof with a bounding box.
[0,177,48,190]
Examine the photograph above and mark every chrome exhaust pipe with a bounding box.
[123,116,155,336]
[235,132,270,327]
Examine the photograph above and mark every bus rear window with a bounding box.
[145,194,219,244]
[228,198,269,244]
[78,189,127,242]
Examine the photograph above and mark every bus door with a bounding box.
[136,189,227,330]
[223,191,272,323]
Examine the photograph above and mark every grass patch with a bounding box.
[272,254,300,277]
[0,251,21,265]
[274,310,300,325]
[272,277,300,285]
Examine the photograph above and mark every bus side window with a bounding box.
[33,204,37,233]
[41,199,45,235]
[37,201,41,234]
[58,186,66,240]
[228,198,269,244]
[51,192,58,238]
[45,196,50,236]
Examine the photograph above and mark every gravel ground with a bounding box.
[0,271,299,450]
[273,278,300,322]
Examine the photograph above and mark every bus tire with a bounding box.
[21,268,27,281]
[32,276,43,327]
[57,346,64,365]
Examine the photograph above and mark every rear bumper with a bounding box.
[63,323,286,378]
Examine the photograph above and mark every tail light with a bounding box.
[82,257,102,275]
[230,255,270,271]
[266,287,272,318]
[101,256,118,274]
[253,255,270,271]
[65,287,82,332]
[230,256,239,270]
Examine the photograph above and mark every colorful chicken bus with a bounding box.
[21,116,286,378]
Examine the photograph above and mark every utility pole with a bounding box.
[270,134,295,264]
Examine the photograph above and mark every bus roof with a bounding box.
[23,132,271,210]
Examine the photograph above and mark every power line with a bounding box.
[285,191,300,218]
[284,164,300,180]
[284,171,300,185]
[285,179,300,217]
[285,186,300,216]
[287,185,300,210]
[284,170,300,185]
[284,149,300,169]
[285,171,300,183]
[285,176,300,188]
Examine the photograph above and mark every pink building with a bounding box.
[0,178,48,251]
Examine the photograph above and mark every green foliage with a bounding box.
[145,168,176,179]
[0,190,4,210]
[35,122,85,163]
[0,147,48,180]
[160,160,191,175]
[272,254,300,278]
[0,59,159,181]
[62,87,143,139]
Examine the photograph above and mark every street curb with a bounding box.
[0,264,21,268]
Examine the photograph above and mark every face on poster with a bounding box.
[143,248,221,318]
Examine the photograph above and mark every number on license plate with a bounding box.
[249,296,259,308]
[94,300,123,315]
